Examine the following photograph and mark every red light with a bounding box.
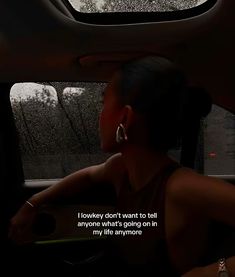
[208,152,217,158]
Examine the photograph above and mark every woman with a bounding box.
[9,56,235,276]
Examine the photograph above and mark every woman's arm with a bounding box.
[8,153,123,242]
[28,164,107,207]
[169,169,235,276]
[27,153,123,207]
[169,168,235,228]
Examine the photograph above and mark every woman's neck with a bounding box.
[120,145,173,191]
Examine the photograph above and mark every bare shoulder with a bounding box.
[167,167,235,225]
[86,153,124,182]
[103,153,126,182]
[167,167,235,198]
[87,153,125,192]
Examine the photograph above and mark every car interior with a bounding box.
[0,0,234,275]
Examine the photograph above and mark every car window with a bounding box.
[10,82,110,180]
[204,105,235,175]
[68,0,208,13]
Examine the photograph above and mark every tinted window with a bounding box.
[204,105,235,175]
[10,82,110,180]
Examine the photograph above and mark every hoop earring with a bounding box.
[116,123,128,144]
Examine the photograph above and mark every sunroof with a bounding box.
[68,0,209,13]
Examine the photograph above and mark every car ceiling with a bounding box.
[0,0,235,113]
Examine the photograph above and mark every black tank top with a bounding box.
[107,161,181,276]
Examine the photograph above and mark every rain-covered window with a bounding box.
[204,105,235,175]
[68,0,208,13]
[10,82,110,180]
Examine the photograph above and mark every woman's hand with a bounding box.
[8,201,38,244]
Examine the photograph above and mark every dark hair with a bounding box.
[115,56,211,151]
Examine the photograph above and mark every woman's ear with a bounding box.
[120,105,135,130]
